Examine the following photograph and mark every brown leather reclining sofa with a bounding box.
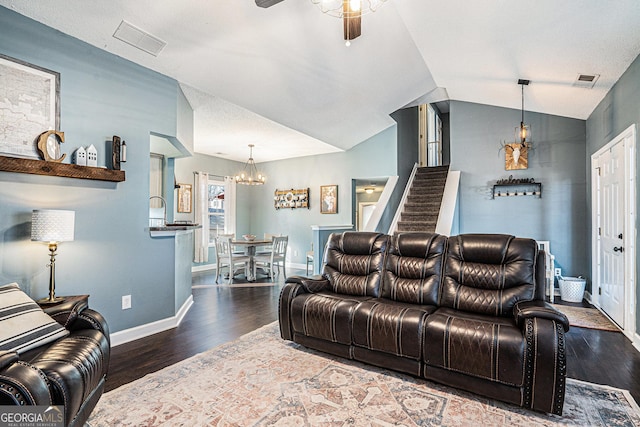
[0,298,110,427]
[279,231,570,415]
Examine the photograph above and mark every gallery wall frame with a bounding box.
[0,54,60,159]
[320,185,338,214]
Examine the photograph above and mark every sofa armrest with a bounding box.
[285,275,330,293]
[280,276,328,341]
[514,300,569,332]
[42,296,89,329]
[522,317,568,414]
[0,361,52,406]
[0,351,18,370]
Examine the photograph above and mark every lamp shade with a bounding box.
[31,210,75,243]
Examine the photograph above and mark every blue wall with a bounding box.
[248,126,398,266]
[586,53,640,332]
[0,7,188,333]
[449,101,588,281]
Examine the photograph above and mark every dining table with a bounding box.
[230,239,272,281]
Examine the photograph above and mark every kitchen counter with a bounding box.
[148,223,201,237]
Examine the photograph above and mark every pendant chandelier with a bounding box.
[311,0,389,46]
[515,79,531,147]
[236,144,266,185]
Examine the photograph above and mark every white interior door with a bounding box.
[597,141,626,327]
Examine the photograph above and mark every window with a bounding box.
[208,179,226,245]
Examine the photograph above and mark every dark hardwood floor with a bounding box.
[107,270,640,406]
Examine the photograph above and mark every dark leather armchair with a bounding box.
[279,232,570,415]
[0,297,110,427]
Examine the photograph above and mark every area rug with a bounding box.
[555,305,620,332]
[88,323,640,426]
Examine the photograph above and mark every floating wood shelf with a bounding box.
[0,155,125,182]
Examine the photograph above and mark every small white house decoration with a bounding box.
[74,146,87,166]
[86,144,97,167]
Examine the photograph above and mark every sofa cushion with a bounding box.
[323,232,388,297]
[423,307,526,387]
[382,233,446,305]
[352,299,436,360]
[0,283,69,354]
[290,292,370,345]
[441,234,538,316]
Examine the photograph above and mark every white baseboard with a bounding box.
[192,264,216,273]
[634,333,640,354]
[110,295,194,347]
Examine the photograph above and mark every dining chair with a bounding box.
[215,237,251,284]
[254,235,288,281]
[256,233,280,255]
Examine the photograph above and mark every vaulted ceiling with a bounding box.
[2,1,640,162]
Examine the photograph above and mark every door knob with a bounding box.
[614,246,624,252]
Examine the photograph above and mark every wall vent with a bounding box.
[573,73,600,89]
[113,20,166,57]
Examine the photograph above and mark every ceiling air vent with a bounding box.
[113,20,166,57]
[573,73,600,89]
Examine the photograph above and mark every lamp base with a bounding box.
[37,296,65,305]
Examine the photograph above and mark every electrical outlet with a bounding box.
[122,295,132,310]
[293,250,298,257]
[554,268,562,277]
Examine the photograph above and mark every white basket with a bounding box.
[559,277,586,303]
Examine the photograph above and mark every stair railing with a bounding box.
[388,163,419,234]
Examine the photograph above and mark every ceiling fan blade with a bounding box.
[255,0,286,8]
[343,3,362,41]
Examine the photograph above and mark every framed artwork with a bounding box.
[504,143,528,170]
[177,183,192,213]
[320,185,338,214]
[0,54,60,159]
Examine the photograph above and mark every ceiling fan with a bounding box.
[255,0,363,43]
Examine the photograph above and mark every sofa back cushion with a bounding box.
[441,234,538,316]
[323,232,388,297]
[382,232,447,305]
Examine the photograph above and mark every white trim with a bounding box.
[310,224,353,231]
[109,295,194,347]
[389,163,419,234]
[590,123,637,343]
[192,263,216,273]
[435,170,460,236]
[362,176,398,232]
[634,333,640,354]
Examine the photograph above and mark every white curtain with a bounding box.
[224,176,237,235]
[194,171,209,263]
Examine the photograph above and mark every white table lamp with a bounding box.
[31,209,75,304]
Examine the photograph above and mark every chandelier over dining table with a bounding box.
[235,144,266,185]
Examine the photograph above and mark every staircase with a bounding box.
[396,165,449,233]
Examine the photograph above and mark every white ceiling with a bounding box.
[2,1,640,162]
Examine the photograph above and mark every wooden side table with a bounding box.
[38,295,89,313]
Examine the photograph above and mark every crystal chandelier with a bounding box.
[311,0,389,46]
[235,144,266,185]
